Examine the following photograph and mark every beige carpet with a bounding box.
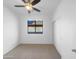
[4,44,61,59]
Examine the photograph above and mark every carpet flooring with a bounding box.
[4,44,61,59]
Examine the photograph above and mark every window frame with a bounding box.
[27,20,43,34]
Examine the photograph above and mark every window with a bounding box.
[27,20,43,34]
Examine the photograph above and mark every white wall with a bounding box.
[3,7,19,55]
[19,15,54,44]
[53,0,76,59]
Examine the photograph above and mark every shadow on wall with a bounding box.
[50,0,62,21]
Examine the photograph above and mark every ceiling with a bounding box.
[3,0,61,19]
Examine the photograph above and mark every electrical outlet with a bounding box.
[72,49,76,53]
